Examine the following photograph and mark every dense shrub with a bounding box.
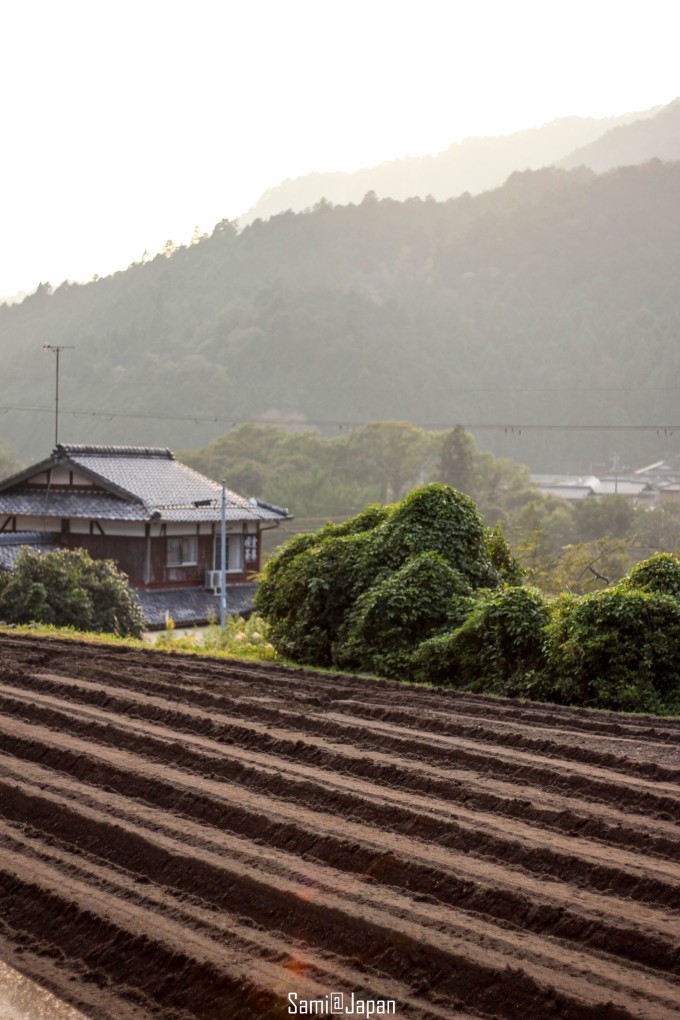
[255,483,516,668]
[543,586,680,713]
[0,548,144,638]
[258,506,680,715]
[623,552,680,598]
[367,484,499,588]
[486,524,525,586]
[256,530,369,665]
[410,585,549,696]
[335,551,475,677]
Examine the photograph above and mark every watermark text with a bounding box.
[288,991,396,1015]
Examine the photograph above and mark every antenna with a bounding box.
[43,345,75,447]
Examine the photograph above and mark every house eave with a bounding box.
[0,449,145,507]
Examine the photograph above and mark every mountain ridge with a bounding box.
[240,106,660,225]
[2,159,680,476]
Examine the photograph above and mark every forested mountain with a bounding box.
[3,157,680,474]
[559,99,680,172]
[241,109,651,224]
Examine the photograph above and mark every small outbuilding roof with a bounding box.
[0,532,57,571]
[137,583,258,629]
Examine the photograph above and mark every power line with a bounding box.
[0,402,678,434]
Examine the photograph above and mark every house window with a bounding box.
[214,534,244,572]
[167,535,198,566]
[229,534,244,572]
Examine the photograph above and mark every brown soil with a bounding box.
[0,632,679,1020]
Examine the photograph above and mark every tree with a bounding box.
[344,422,434,501]
[438,425,474,494]
[631,504,680,553]
[0,548,144,637]
[573,495,634,542]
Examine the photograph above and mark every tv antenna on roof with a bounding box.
[43,344,75,447]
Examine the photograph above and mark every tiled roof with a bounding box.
[60,445,174,458]
[536,485,594,501]
[594,481,653,496]
[0,531,57,545]
[0,445,289,524]
[63,445,225,506]
[157,502,287,523]
[0,491,148,520]
[0,532,57,571]
[137,583,257,628]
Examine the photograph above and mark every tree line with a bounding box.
[4,420,680,593]
[182,421,680,593]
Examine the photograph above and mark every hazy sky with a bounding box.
[1,0,679,298]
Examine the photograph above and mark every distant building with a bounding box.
[0,444,289,627]
[531,473,656,505]
[633,460,680,501]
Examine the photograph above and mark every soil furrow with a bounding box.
[6,673,680,826]
[2,829,679,1020]
[0,633,679,1020]
[1,713,679,915]
[2,766,679,976]
[16,677,680,840]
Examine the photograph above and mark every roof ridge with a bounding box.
[56,444,174,459]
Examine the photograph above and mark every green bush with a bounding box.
[0,548,144,638]
[255,504,391,657]
[335,551,475,677]
[623,552,680,598]
[543,586,680,713]
[255,530,369,665]
[255,484,518,670]
[368,484,499,588]
[410,585,549,695]
[486,524,525,585]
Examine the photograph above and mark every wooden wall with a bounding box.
[64,532,259,588]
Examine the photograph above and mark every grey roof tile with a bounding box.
[0,445,290,524]
[0,491,148,520]
[0,532,57,571]
[136,584,257,628]
[67,447,226,506]
[157,503,287,522]
[0,531,57,545]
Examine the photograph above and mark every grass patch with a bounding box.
[0,613,278,664]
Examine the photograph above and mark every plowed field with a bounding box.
[0,632,679,1020]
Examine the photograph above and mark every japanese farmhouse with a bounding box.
[0,444,289,627]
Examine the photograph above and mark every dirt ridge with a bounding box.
[0,632,679,1019]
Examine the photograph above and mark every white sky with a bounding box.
[1,0,679,298]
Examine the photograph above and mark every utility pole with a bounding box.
[43,344,74,446]
[220,480,227,628]
[611,453,624,495]
[194,495,226,622]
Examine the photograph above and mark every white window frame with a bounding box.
[214,534,244,572]
[167,535,198,567]
[228,534,244,572]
